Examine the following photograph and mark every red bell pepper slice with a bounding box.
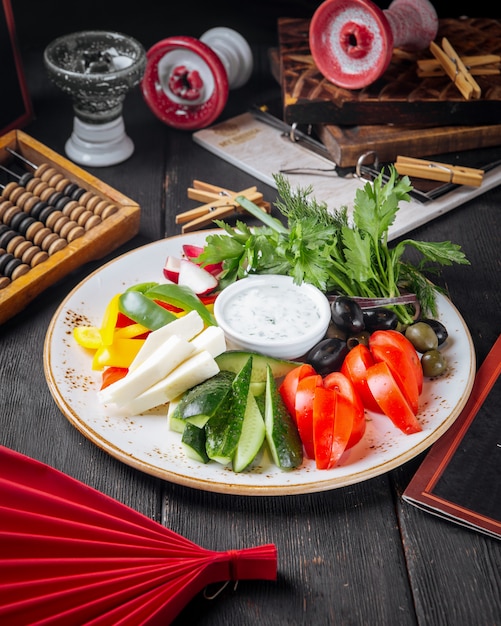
[294,374,323,459]
[341,344,382,413]
[279,363,317,421]
[323,371,366,449]
[369,330,423,394]
[366,361,422,434]
[100,366,129,390]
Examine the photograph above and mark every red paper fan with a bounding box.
[0,445,277,625]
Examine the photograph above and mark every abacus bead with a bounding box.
[0,229,17,249]
[47,237,67,255]
[0,251,15,273]
[10,261,31,280]
[17,216,37,236]
[0,276,10,288]
[83,214,102,230]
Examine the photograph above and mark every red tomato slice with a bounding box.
[323,371,366,449]
[294,374,323,459]
[100,366,129,390]
[341,344,382,413]
[313,386,353,469]
[366,361,422,434]
[369,330,423,394]
[370,342,419,415]
[313,386,337,469]
[279,363,317,420]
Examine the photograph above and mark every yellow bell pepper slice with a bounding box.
[99,293,121,346]
[114,322,149,339]
[73,326,103,350]
[92,338,145,370]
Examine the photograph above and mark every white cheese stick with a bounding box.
[125,350,220,415]
[99,334,195,406]
[189,325,226,357]
[128,310,204,371]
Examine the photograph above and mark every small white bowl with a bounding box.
[214,275,331,360]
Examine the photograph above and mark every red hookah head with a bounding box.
[141,36,229,131]
[309,0,438,90]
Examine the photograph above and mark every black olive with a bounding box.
[420,318,448,346]
[331,296,364,334]
[362,307,398,332]
[421,349,448,377]
[306,337,349,376]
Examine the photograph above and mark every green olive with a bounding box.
[405,321,439,353]
[421,349,448,378]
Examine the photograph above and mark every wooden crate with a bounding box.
[0,130,141,324]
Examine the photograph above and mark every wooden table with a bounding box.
[1,37,500,626]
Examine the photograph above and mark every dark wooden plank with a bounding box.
[167,477,416,625]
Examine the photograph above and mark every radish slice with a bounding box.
[182,244,223,277]
[163,256,181,282]
[178,259,218,295]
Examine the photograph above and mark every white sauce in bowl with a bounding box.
[224,283,322,341]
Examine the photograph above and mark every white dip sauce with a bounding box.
[223,283,321,342]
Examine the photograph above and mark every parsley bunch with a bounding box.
[198,168,469,324]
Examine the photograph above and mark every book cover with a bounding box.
[403,334,501,540]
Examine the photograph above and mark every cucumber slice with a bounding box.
[170,413,210,433]
[232,391,266,473]
[216,351,300,383]
[181,422,210,463]
[264,365,303,470]
[171,370,234,421]
[205,356,253,465]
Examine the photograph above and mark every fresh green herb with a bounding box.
[198,168,469,324]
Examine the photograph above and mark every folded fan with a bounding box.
[0,445,277,625]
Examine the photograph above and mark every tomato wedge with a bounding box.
[294,374,323,459]
[369,342,419,415]
[366,361,422,434]
[370,330,423,394]
[279,364,317,420]
[323,371,366,449]
[312,386,337,469]
[341,343,382,413]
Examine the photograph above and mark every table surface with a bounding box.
[2,35,501,626]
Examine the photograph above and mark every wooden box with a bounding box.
[0,130,141,324]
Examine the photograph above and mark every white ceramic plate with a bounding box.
[44,232,476,496]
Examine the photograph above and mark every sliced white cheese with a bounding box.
[128,310,204,371]
[99,334,195,406]
[190,325,226,358]
[125,350,220,415]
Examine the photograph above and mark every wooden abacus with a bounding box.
[0,130,140,325]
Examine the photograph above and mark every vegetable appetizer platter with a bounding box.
[44,231,476,496]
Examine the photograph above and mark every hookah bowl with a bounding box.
[141,27,253,131]
[44,30,146,167]
[309,0,438,90]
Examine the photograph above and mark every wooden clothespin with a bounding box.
[428,38,482,100]
[394,155,484,187]
[417,53,501,78]
[176,180,271,233]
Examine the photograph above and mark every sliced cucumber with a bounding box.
[170,413,211,433]
[264,365,303,470]
[205,356,253,465]
[181,422,210,463]
[232,391,266,473]
[216,351,300,383]
[171,370,234,421]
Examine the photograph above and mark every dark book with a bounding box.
[278,16,501,127]
[403,334,501,540]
